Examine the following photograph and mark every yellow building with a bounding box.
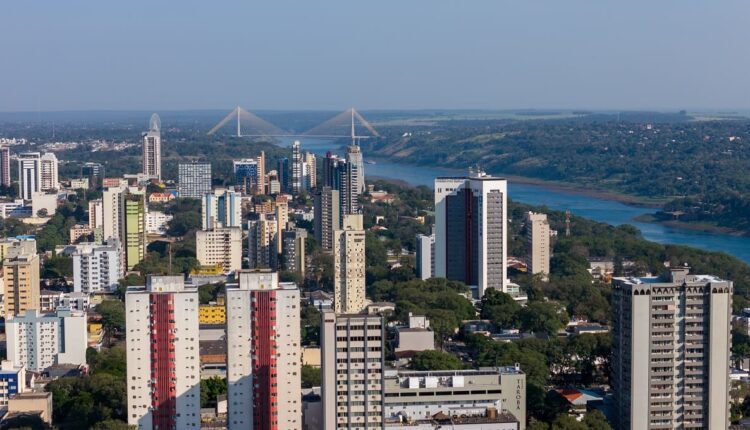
[199,296,226,324]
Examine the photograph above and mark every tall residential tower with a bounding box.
[142,113,162,180]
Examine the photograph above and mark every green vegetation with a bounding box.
[301,364,321,388]
[409,350,464,371]
[46,347,128,429]
[200,377,227,409]
[96,300,125,343]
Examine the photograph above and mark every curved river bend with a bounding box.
[280,138,750,264]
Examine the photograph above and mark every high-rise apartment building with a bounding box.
[322,151,337,189]
[0,146,10,187]
[178,162,212,199]
[124,193,146,270]
[233,159,259,194]
[6,309,87,372]
[2,243,40,318]
[226,271,301,430]
[102,186,124,244]
[143,113,162,180]
[314,187,340,253]
[415,233,435,280]
[202,188,242,229]
[88,199,103,230]
[39,153,58,191]
[281,226,307,277]
[247,215,278,269]
[275,195,289,253]
[277,158,289,193]
[346,144,365,195]
[304,152,317,190]
[526,212,550,281]
[0,361,25,409]
[321,311,384,430]
[72,239,122,294]
[611,267,732,429]
[434,171,508,297]
[81,162,105,189]
[17,152,41,201]
[196,227,243,273]
[291,141,303,194]
[126,276,200,430]
[333,214,366,314]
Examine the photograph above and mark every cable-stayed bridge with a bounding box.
[206,106,380,142]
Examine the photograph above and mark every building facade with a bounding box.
[196,227,243,273]
[0,361,25,409]
[124,193,146,270]
[126,276,201,430]
[233,159,259,194]
[281,226,307,277]
[611,267,732,429]
[415,233,435,280]
[178,162,212,199]
[314,187,340,253]
[39,152,58,191]
[291,141,303,195]
[72,240,122,294]
[526,212,550,281]
[6,309,87,372]
[81,162,105,189]
[225,271,301,430]
[143,114,162,179]
[434,171,509,297]
[247,215,279,269]
[321,312,385,430]
[0,146,10,187]
[202,188,242,229]
[333,214,366,314]
[3,243,40,318]
[17,152,41,201]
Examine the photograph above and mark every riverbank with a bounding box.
[633,214,750,237]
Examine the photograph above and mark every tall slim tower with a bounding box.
[0,146,11,187]
[126,276,201,430]
[17,152,41,201]
[346,144,365,195]
[291,141,303,195]
[226,271,301,430]
[304,152,316,190]
[434,171,509,297]
[314,187,340,253]
[256,151,266,195]
[143,113,162,180]
[39,153,58,191]
[526,212,550,281]
[333,214,366,314]
[611,267,732,429]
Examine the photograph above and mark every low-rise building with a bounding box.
[145,210,172,235]
[395,314,434,354]
[199,296,226,324]
[0,361,25,409]
[148,192,175,204]
[7,392,53,424]
[196,227,242,274]
[69,224,93,244]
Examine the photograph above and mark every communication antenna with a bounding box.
[565,210,571,237]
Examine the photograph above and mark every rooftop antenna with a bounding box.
[351,107,356,146]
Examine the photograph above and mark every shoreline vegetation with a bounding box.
[633,214,750,237]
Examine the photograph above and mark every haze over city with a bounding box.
[3,0,750,112]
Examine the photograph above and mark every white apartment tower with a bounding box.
[72,239,122,294]
[304,151,317,190]
[434,171,509,297]
[202,188,242,229]
[39,153,58,191]
[196,227,243,273]
[126,276,200,430]
[346,144,365,194]
[415,233,435,280]
[247,215,279,270]
[143,114,162,180]
[612,267,732,429]
[321,311,384,430]
[6,309,87,372]
[334,214,366,314]
[526,212,550,281]
[17,152,41,201]
[291,140,303,195]
[225,271,301,430]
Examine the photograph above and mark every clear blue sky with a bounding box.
[2,1,749,112]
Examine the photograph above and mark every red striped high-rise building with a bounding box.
[226,270,301,430]
[126,276,200,430]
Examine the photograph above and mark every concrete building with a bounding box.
[247,215,278,269]
[281,226,307,277]
[394,314,434,355]
[415,233,435,280]
[304,151,317,190]
[526,212,550,281]
[31,191,57,217]
[0,361,25,409]
[232,158,259,194]
[72,240,122,294]
[142,114,162,179]
[88,199,103,229]
[202,188,242,229]
[611,267,732,429]
[334,214,366,314]
[277,157,289,193]
[123,193,146,270]
[275,195,289,252]
[81,162,105,188]
[314,187,340,253]
[126,276,200,430]
[225,271,301,430]
[17,152,41,201]
[102,185,124,244]
[434,171,509,298]
[145,210,172,235]
[0,146,10,187]
[6,309,87,372]
[346,144,365,195]
[291,140,303,195]
[383,367,526,430]
[3,243,40,318]
[321,311,385,430]
[7,392,53,424]
[178,162,211,199]
[40,290,90,312]
[39,152,58,191]
[196,227,242,273]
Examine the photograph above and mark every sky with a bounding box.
[2,0,750,112]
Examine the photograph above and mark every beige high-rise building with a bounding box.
[256,151,266,195]
[321,311,384,430]
[142,114,162,180]
[3,244,40,318]
[526,212,550,281]
[247,215,278,269]
[39,153,58,191]
[196,227,242,273]
[304,151,316,190]
[275,195,289,253]
[88,199,103,229]
[334,214,366,314]
[612,267,732,430]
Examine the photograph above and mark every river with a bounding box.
[279,138,750,264]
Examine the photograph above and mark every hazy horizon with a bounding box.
[3,1,750,112]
